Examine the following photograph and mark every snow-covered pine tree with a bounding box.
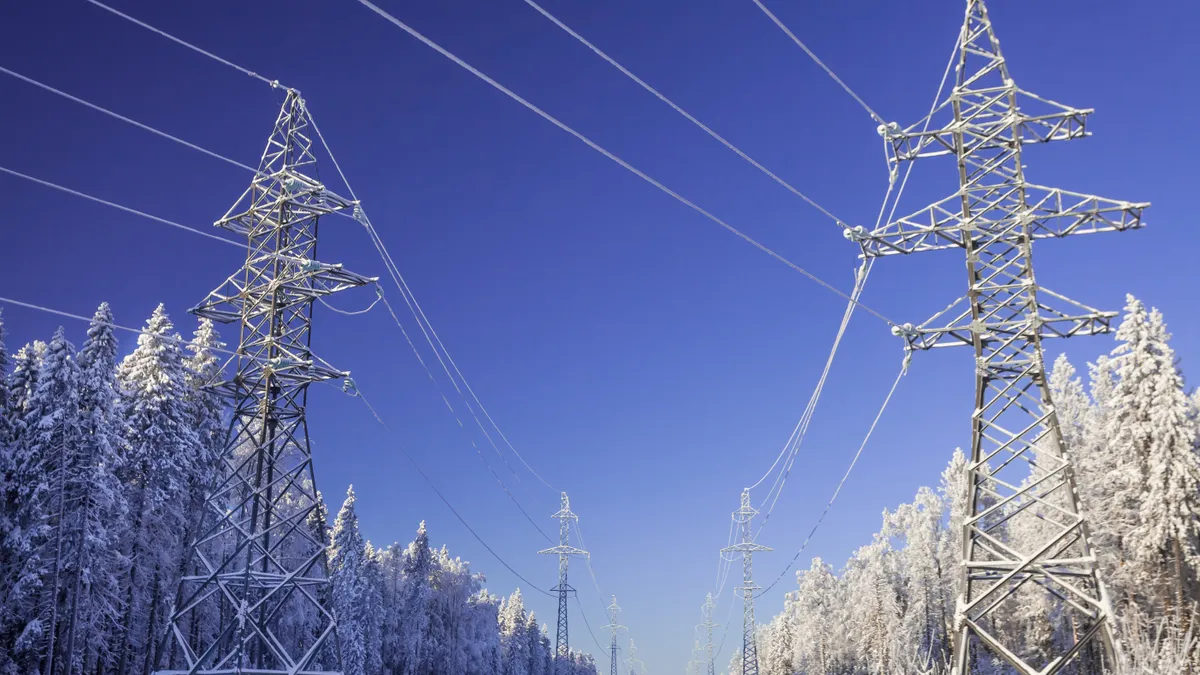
[2,341,46,531]
[526,610,547,675]
[791,557,844,673]
[1106,296,1200,617]
[11,328,84,673]
[882,485,954,672]
[0,311,11,503]
[113,305,199,675]
[363,542,385,675]
[156,317,226,669]
[330,486,375,675]
[398,521,434,675]
[500,588,531,675]
[378,542,407,674]
[57,304,129,674]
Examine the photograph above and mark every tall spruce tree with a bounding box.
[15,329,83,674]
[114,305,198,675]
[58,304,128,674]
[330,486,373,675]
[1106,296,1200,616]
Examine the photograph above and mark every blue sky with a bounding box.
[1,0,1195,672]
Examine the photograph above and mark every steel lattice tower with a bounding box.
[158,89,374,674]
[626,639,645,675]
[698,593,719,675]
[846,1,1146,672]
[721,490,770,675]
[539,492,588,664]
[602,596,625,675]
[687,640,704,675]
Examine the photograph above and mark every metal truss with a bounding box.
[602,596,625,675]
[846,1,1147,673]
[539,492,589,663]
[699,593,719,675]
[158,89,374,675]
[722,490,770,675]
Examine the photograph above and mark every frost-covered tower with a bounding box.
[601,596,625,675]
[158,89,374,674]
[538,492,588,665]
[845,1,1146,672]
[721,490,769,675]
[699,593,718,675]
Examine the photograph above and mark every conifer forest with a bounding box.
[0,306,598,675]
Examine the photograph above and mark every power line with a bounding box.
[352,0,895,327]
[351,386,556,597]
[85,0,287,90]
[741,34,958,538]
[748,0,885,125]
[301,103,559,508]
[522,0,849,229]
[0,64,260,174]
[374,292,554,544]
[574,595,610,658]
[0,165,241,248]
[4,40,556,536]
[0,295,242,360]
[755,351,908,597]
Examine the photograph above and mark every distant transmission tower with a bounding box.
[699,593,719,675]
[846,1,1145,672]
[721,490,770,675]
[602,596,626,675]
[157,89,374,674]
[626,639,646,675]
[687,640,703,675]
[539,492,589,664]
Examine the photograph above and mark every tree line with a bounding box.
[736,295,1200,675]
[0,304,598,675]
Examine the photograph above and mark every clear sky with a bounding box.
[1,1,1196,672]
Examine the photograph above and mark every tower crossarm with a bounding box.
[892,287,1118,351]
[848,185,1147,258]
[537,544,589,558]
[192,261,377,324]
[884,90,1091,163]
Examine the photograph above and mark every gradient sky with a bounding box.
[1,1,1196,672]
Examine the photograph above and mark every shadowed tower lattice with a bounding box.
[539,492,589,665]
[156,89,375,674]
[845,0,1147,672]
[722,489,770,675]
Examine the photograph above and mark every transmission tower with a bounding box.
[698,593,719,675]
[845,1,1146,672]
[626,639,646,675]
[602,596,626,675]
[721,490,770,675]
[157,89,374,674]
[687,640,704,675]
[539,492,589,664]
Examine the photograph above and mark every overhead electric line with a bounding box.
[85,0,288,89]
[521,0,849,229]
[0,165,241,248]
[351,386,557,598]
[351,0,895,327]
[45,0,561,554]
[0,65,259,174]
[748,0,885,126]
[0,295,242,360]
[755,351,908,597]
